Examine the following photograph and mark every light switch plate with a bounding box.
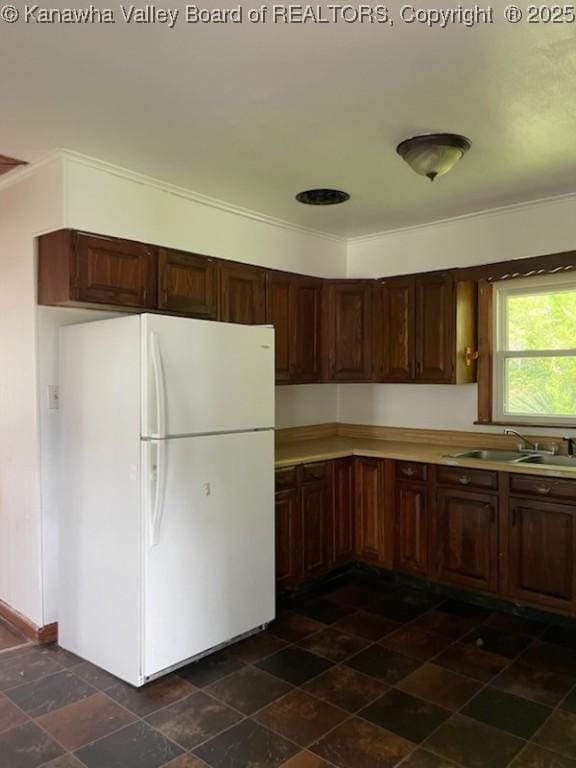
[47,384,59,410]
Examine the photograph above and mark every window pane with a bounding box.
[504,356,576,417]
[505,289,576,351]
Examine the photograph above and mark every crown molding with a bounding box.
[3,149,575,248]
[348,191,576,245]
[59,150,346,244]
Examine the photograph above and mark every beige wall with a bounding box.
[0,159,64,625]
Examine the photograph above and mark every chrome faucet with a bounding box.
[504,429,538,451]
[504,429,556,455]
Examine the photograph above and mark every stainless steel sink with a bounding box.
[449,449,529,463]
[517,455,576,468]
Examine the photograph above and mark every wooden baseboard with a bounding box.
[0,599,57,645]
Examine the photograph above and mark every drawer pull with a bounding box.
[536,485,551,495]
[458,475,472,485]
[402,467,416,477]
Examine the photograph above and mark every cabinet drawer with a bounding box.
[437,466,498,492]
[510,474,576,504]
[396,461,427,482]
[302,462,328,483]
[275,467,297,490]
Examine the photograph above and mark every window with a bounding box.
[493,274,576,425]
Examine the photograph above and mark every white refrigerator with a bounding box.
[58,313,275,686]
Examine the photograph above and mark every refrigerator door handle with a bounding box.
[149,331,167,439]
[148,439,167,547]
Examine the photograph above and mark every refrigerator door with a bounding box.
[141,314,274,438]
[143,429,275,678]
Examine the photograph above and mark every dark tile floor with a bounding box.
[2,575,576,767]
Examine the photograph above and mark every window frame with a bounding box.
[492,273,576,427]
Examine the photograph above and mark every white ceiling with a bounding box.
[2,3,576,237]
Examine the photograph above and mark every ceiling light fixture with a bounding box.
[296,188,350,205]
[396,133,471,182]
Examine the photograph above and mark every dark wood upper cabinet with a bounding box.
[218,261,266,324]
[266,272,292,382]
[394,479,428,578]
[434,487,499,595]
[415,272,455,383]
[375,272,477,384]
[506,497,576,615]
[292,276,322,382]
[37,231,479,388]
[158,248,217,318]
[325,280,374,381]
[275,486,301,589]
[38,230,157,309]
[377,277,415,381]
[266,272,322,383]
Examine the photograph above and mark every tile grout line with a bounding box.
[5,582,576,768]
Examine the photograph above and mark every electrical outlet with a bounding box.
[47,385,59,410]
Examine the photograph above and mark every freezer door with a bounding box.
[143,430,275,678]
[141,314,274,438]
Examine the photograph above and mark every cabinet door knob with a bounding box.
[536,485,551,495]
[458,475,472,485]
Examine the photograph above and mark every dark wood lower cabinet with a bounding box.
[275,458,576,618]
[394,481,428,578]
[355,458,385,565]
[275,462,332,588]
[506,497,576,614]
[332,458,355,566]
[434,488,499,595]
[301,472,332,580]
[275,487,301,589]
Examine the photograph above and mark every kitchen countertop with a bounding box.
[275,436,576,479]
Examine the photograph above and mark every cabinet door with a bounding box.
[219,262,267,324]
[507,498,576,614]
[158,249,217,317]
[275,488,301,588]
[74,232,156,308]
[332,458,355,566]
[292,277,322,382]
[395,480,428,577]
[435,488,498,594]
[415,273,454,382]
[355,458,384,563]
[326,282,373,381]
[301,480,330,579]
[266,272,292,382]
[379,277,415,381]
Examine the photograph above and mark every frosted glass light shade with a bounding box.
[397,134,471,181]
